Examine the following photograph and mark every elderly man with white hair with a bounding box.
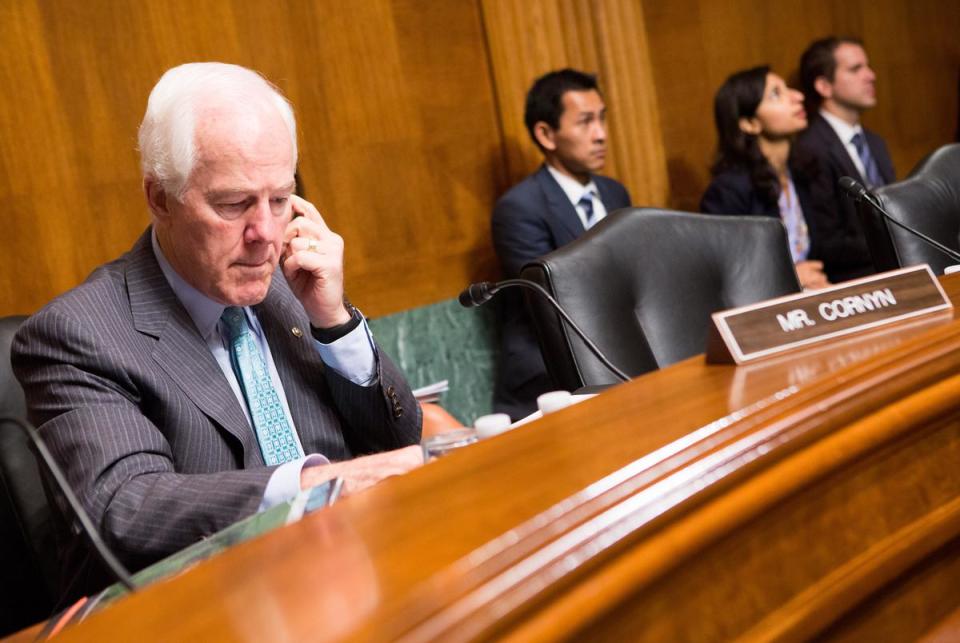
[12,62,422,595]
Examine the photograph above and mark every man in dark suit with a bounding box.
[795,36,896,283]
[491,69,631,420]
[12,63,422,590]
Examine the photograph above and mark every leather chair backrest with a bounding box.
[856,143,960,275]
[521,208,801,390]
[0,315,56,635]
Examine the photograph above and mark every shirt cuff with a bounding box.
[314,317,378,386]
[259,454,330,512]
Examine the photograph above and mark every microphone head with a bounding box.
[458,282,496,308]
[457,287,476,308]
[839,176,868,202]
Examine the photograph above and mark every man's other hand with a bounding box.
[300,445,424,496]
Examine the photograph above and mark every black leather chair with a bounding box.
[520,208,801,391]
[0,315,57,635]
[856,144,960,275]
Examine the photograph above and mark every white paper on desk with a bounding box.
[412,380,449,403]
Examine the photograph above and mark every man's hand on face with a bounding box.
[299,445,424,496]
[281,195,352,329]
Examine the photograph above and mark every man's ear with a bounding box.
[813,76,833,100]
[533,121,557,152]
[144,178,171,219]
[738,116,762,136]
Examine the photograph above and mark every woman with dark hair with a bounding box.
[701,66,829,289]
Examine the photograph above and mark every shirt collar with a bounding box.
[819,108,864,144]
[546,164,599,206]
[151,228,229,341]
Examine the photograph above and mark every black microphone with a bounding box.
[839,176,960,264]
[1,415,137,593]
[458,279,630,382]
[838,176,871,203]
[458,282,497,307]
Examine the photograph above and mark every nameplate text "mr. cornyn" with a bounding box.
[706,265,952,365]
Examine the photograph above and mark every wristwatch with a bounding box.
[310,296,363,344]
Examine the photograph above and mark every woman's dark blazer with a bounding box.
[699,165,823,264]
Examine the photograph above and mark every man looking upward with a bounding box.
[796,37,896,283]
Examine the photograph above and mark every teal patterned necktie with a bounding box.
[221,307,302,466]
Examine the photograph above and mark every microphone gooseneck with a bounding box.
[1,415,137,593]
[457,278,630,383]
[840,176,960,264]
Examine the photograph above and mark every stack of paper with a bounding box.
[412,380,449,404]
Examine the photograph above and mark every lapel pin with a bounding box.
[291,326,304,338]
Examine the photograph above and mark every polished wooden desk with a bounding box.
[53,276,960,641]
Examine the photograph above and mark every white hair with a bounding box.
[137,62,298,198]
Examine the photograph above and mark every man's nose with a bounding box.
[593,120,607,141]
[244,199,274,242]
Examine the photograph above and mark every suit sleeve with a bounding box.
[309,318,421,455]
[600,177,631,210]
[322,346,422,457]
[800,161,873,271]
[11,309,274,568]
[700,174,752,215]
[491,192,557,278]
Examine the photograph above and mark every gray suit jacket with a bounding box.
[12,229,421,582]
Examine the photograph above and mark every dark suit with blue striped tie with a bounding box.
[795,113,896,283]
[491,165,631,419]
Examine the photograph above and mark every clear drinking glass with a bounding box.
[421,428,479,462]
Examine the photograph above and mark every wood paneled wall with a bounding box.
[0,0,508,318]
[480,0,668,203]
[0,0,664,318]
[1,1,957,317]
[644,0,960,211]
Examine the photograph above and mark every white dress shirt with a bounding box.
[819,109,868,181]
[546,164,608,229]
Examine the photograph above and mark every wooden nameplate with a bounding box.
[706,265,952,365]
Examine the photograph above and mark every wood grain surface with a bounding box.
[0,0,507,318]
[37,277,960,642]
[644,0,960,212]
[0,0,667,318]
[7,2,954,319]
[480,0,668,204]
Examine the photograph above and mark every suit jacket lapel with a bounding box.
[535,165,585,244]
[866,130,896,184]
[594,177,621,212]
[815,116,865,183]
[125,230,261,464]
